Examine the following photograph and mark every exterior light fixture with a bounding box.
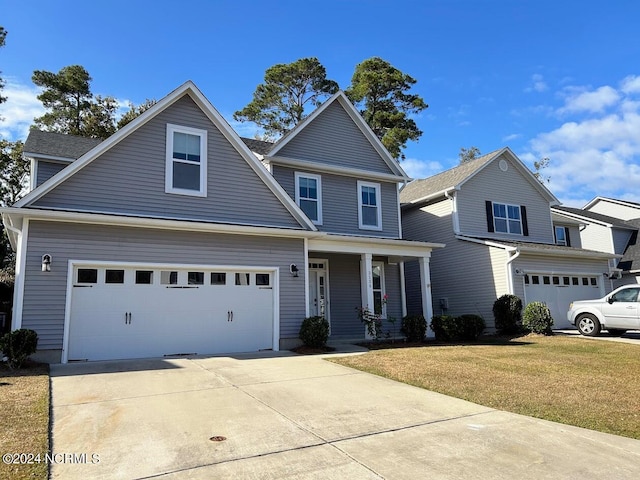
[290,264,299,277]
[42,254,52,272]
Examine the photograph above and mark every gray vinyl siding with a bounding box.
[456,154,554,243]
[566,225,582,248]
[33,96,301,229]
[382,261,403,332]
[276,101,397,175]
[613,228,634,255]
[580,224,614,253]
[36,160,68,187]
[21,220,305,350]
[272,165,400,237]
[588,201,640,221]
[403,200,507,328]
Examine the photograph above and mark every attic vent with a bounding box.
[499,159,508,172]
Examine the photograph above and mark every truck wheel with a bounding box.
[577,314,601,336]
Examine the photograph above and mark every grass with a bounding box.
[331,334,640,439]
[0,361,50,480]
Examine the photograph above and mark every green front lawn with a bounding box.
[331,335,640,439]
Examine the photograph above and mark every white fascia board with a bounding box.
[269,91,409,180]
[583,196,640,211]
[0,207,318,240]
[400,188,457,209]
[551,208,612,228]
[265,155,408,182]
[309,235,444,257]
[22,152,75,164]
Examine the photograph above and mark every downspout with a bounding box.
[505,248,521,294]
[444,190,460,235]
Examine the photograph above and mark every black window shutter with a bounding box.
[565,227,571,247]
[521,205,529,236]
[485,201,494,232]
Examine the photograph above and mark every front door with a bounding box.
[308,259,329,327]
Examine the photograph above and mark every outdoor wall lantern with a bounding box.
[289,264,299,277]
[41,254,52,272]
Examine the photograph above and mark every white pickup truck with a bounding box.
[568,285,640,336]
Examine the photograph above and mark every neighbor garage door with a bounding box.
[524,273,602,329]
[67,264,275,361]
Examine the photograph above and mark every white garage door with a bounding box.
[524,273,602,329]
[67,264,275,361]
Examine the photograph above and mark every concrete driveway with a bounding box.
[50,349,640,479]
[555,329,640,345]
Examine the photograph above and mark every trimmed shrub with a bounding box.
[401,314,427,342]
[431,315,485,342]
[299,316,329,348]
[523,302,554,335]
[457,314,486,340]
[0,328,38,368]
[493,294,523,334]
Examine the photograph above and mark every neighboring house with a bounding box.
[400,148,619,329]
[1,81,442,363]
[577,197,640,286]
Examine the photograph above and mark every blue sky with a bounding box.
[1,0,639,207]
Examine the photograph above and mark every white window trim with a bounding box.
[372,261,387,318]
[294,172,323,225]
[357,180,382,231]
[555,226,567,246]
[493,201,522,235]
[165,123,208,197]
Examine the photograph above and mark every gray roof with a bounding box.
[24,130,102,160]
[24,129,275,160]
[241,137,273,155]
[399,149,501,204]
[552,205,637,230]
[462,236,618,259]
[618,218,640,272]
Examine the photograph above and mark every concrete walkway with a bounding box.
[50,348,640,479]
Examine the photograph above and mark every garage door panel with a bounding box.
[68,265,276,361]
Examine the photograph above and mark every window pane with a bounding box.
[161,271,178,285]
[256,273,270,286]
[300,199,318,221]
[78,268,98,283]
[508,219,522,235]
[105,269,125,284]
[372,266,382,290]
[173,162,200,190]
[362,206,378,226]
[582,278,589,286]
[494,218,508,232]
[507,205,520,220]
[555,227,566,244]
[188,272,204,285]
[553,276,560,285]
[185,134,201,162]
[136,271,153,284]
[362,186,376,206]
[572,277,579,285]
[235,273,250,286]
[211,273,226,285]
[173,132,200,162]
[543,276,550,285]
[373,291,383,315]
[563,277,570,285]
[493,203,506,218]
[590,278,597,286]
[532,275,540,284]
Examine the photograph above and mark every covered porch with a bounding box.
[305,235,444,341]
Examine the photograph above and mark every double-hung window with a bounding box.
[166,124,207,197]
[493,202,522,235]
[358,181,382,230]
[295,172,322,224]
[555,226,570,246]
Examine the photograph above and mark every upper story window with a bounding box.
[295,172,322,224]
[358,181,382,230]
[165,124,207,197]
[555,226,570,246]
[486,201,529,236]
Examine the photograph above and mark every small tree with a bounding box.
[523,302,554,335]
[493,294,523,334]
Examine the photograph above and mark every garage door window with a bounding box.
[77,269,98,284]
[105,270,125,284]
[161,271,178,285]
[236,273,250,286]
[211,273,226,285]
[256,273,270,286]
[188,272,204,285]
[136,271,153,284]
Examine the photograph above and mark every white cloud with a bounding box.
[0,80,45,141]
[524,79,640,206]
[401,158,444,180]
[525,74,548,93]
[502,133,522,142]
[558,85,620,114]
[621,75,640,94]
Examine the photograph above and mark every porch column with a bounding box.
[418,256,435,339]
[399,261,407,318]
[360,253,374,338]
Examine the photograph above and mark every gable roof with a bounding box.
[400,147,559,206]
[584,196,640,211]
[552,205,638,230]
[241,137,273,156]
[618,219,640,272]
[267,90,409,179]
[23,130,101,162]
[15,81,317,231]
